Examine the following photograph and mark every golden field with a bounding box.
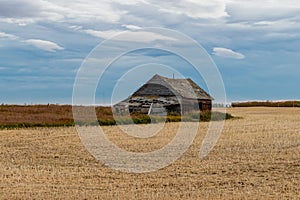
[0,107,299,199]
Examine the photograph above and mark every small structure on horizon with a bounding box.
[113,74,213,115]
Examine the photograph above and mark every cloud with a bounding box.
[144,0,228,19]
[78,26,177,43]
[265,32,298,39]
[0,0,42,18]
[122,24,142,30]
[0,0,65,25]
[0,0,122,25]
[25,39,64,52]
[226,0,300,22]
[59,1,122,23]
[0,31,18,40]
[68,25,83,31]
[0,0,229,28]
[83,29,123,39]
[0,31,64,53]
[213,47,245,59]
[83,29,178,42]
[112,0,144,5]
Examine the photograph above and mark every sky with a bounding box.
[0,0,300,104]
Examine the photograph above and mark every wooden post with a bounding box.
[148,103,153,115]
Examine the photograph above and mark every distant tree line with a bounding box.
[212,103,231,108]
[231,101,300,107]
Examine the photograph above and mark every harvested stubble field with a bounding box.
[0,107,299,199]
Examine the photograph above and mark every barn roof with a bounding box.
[133,74,213,100]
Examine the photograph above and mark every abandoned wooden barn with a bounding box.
[113,74,213,115]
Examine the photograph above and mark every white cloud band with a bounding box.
[25,39,64,52]
[213,47,245,59]
[0,31,18,40]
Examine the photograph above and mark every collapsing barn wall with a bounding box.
[114,98,211,116]
[113,74,213,116]
[198,100,212,111]
[126,96,180,115]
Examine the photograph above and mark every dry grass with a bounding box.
[0,105,115,128]
[0,105,233,129]
[0,107,299,199]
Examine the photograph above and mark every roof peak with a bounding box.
[144,74,213,100]
[152,74,188,80]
